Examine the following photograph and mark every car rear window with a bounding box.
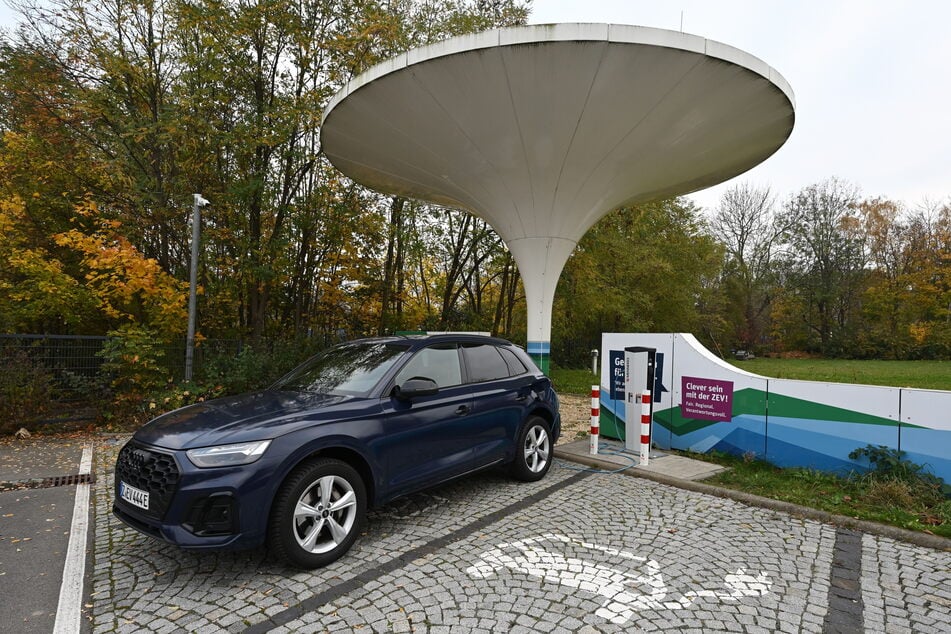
[462,344,510,383]
[498,347,528,376]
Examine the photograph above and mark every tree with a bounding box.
[857,198,916,357]
[774,179,867,355]
[0,196,96,332]
[710,183,781,352]
[552,198,724,366]
[0,196,186,336]
[0,0,530,343]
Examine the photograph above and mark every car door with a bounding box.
[377,343,474,496]
[462,343,536,469]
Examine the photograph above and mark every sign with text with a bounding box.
[610,350,625,400]
[680,376,734,421]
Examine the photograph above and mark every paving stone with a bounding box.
[88,443,951,633]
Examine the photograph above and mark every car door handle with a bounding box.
[455,405,470,416]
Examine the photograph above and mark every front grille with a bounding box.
[114,442,180,521]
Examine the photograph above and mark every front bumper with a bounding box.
[112,500,249,550]
[112,440,275,551]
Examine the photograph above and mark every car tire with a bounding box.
[510,416,553,482]
[268,458,366,569]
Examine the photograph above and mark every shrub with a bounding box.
[863,479,919,509]
[98,325,173,418]
[849,444,946,505]
[849,444,942,485]
[143,381,227,418]
[198,339,323,395]
[934,500,951,523]
[0,347,52,434]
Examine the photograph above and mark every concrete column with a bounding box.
[507,236,577,373]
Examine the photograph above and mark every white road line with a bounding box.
[53,444,93,634]
[79,445,92,475]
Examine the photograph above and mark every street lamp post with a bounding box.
[185,194,209,382]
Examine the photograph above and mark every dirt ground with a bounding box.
[556,393,591,445]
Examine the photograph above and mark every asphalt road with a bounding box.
[0,486,75,632]
[0,438,87,634]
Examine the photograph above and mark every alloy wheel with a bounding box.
[293,474,358,554]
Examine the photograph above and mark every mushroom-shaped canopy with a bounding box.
[321,23,795,369]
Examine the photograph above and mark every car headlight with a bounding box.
[186,440,271,468]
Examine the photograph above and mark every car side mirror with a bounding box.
[394,377,439,401]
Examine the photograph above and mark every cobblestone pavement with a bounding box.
[90,439,951,633]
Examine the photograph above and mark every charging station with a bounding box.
[624,347,656,463]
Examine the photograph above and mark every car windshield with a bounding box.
[275,342,410,396]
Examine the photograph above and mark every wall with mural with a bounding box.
[598,333,951,485]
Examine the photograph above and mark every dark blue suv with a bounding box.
[113,334,560,568]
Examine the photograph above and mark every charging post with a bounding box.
[624,346,656,465]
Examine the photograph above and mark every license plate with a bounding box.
[119,481,150,510]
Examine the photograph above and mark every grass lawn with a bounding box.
[690,450,951,539]
[727,357,951,390]
[549,367,600,395]
[551,358,951,394]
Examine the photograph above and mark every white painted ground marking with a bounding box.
[467,533,772,625]
[53,444,93,634]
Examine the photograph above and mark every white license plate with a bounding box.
[119,481,150,510]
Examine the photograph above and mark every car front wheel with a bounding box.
[268,458,366,569]
[510,416,552,482]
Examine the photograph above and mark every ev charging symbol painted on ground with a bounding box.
[466,534,772,625]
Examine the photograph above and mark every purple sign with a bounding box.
[680,376,734,421]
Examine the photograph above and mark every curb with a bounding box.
[555,448,951,553]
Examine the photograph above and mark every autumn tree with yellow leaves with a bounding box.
[1,0,950,402]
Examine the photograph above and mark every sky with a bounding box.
[1,1,948,213]
[529,0,951,212]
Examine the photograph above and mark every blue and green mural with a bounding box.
[599,333,951,485]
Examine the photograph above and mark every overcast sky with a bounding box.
[2,1,948,213]
[530,0,951,212]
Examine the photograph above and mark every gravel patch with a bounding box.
[557,394,591,446]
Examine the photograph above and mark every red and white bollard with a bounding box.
[590,386,600,455]
[638,391,652,466]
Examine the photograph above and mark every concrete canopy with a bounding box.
[320,23,795,370]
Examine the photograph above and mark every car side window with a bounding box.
[462,344,510,383]
[394,344,462,388]
[498,347,528,376]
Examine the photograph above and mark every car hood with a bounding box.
[134,390,374,450]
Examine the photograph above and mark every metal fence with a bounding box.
[0,334,326,394]
[0,334,330,431]
[0,334,107,393]
[0,334,253,388]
